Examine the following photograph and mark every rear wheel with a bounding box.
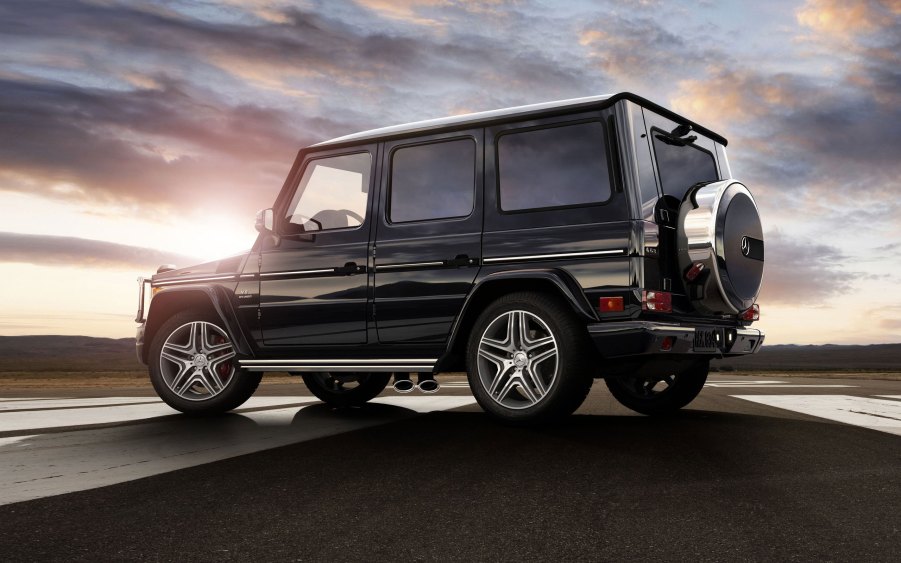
[466,291,593,425]
[605,359,709,416]
[149,309,261,414]
[302,372,391,408]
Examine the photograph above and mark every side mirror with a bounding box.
[255,208,274,234]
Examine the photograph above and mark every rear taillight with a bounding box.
[642,290,672,313]
[740,303,760,321]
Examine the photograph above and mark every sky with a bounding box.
[0,0,899,343]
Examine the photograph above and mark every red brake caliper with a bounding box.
[215,336,232,381]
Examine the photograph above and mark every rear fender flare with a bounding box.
[436,269,597,372]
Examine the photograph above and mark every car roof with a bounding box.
[312,92,726,148]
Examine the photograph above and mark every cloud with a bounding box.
[757,230,859,305]
[0,232,198,270]
[796,0,900,39]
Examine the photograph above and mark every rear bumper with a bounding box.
[588,321,764,359]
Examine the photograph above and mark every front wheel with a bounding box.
[302,372,391,408]
[466,292,594,425]
[605,359,709,416]
[149,309,261,414]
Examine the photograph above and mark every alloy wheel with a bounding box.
[476,310,558,410]
[159,321,236,401]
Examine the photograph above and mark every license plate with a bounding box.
[693,329,718,352]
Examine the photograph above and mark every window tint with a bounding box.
[651,133,718,201]
[285,152,371,233]
[390,139,475,223]
[498,121,611,212]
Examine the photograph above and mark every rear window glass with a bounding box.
[497,121,611,212]
[651,132,718,201]
[389,138,475,223]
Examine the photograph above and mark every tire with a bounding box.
[301,372,391,408]
[605,359,709,416]
[466,291,594,425]
[148,309,261,414]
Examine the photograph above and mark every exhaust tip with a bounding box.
[417,379,440,394]
[393,379,415,393]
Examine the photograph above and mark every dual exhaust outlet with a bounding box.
[393,373,440,394]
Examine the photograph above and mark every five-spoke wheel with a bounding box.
[476,310,558,409]
[466,292,593,425]
[149,310,261,414]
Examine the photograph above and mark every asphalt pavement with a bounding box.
[0,374,899,562]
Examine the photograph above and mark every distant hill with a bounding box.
[711,343,901,372]
[0,336,141,372]
[0,336,899,373]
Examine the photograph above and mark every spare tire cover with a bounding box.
[677,180,764,315]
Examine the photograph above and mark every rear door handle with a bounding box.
[446,254,476,267]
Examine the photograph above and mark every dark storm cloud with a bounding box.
[758,231,860,305]
[0,232,197,270]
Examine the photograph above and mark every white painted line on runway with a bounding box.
[0,394,476,506]
[707,384,856,388]
[0,397,162,411]
[731,395,901,437]
[0,396,318,434]
[707,379,788,385]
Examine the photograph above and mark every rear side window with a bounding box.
[389,138,475,223]
[651,132,718,201]
[497,121,611,212]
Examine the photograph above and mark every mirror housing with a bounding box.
[255,208,274,234]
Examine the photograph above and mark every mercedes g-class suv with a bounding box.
[135,93,764,424]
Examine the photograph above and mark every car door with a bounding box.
[373,129,483,344]
[259,146,377,346]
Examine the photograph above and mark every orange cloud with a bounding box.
[796,0,900,39]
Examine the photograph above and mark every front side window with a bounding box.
[284,152,371,233]
[651,133,718,201]
[497,121,611,212]
[389,138,475,223]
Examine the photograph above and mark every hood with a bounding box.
[150,252,249,283]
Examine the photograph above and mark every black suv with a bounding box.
[135,93,764,424]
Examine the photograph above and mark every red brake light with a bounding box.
[599,296,624,313]
[642,290,672,313]
[740,303,760,321]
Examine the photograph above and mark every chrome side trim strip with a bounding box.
[375,261,445,271]
[239,359,437,373]
[240,365,434,372]
[259,268,335,277]
[153,274,238,286]
[241,358,437,364]
[482,249,625,264]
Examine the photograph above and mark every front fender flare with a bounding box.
[141,284,254,363]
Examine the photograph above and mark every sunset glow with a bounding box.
[2,0,899,343]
